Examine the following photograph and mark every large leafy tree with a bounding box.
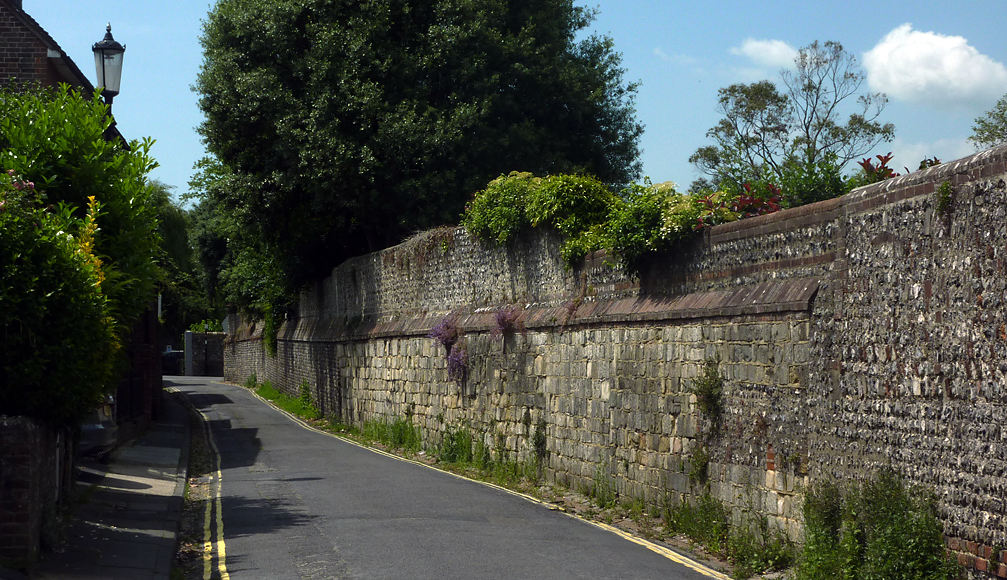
[690,41,894,206]
[195,0,643,291]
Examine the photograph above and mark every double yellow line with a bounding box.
[199,409,230,580]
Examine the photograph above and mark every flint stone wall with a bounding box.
[226,144,1007,578]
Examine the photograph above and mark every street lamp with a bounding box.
[92,23,125,107]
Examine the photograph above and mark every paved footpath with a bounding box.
[174,377,728,580]
[30,384,194,580]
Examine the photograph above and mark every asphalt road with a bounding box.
[168,377,721,580]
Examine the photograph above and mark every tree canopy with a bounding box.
[690,41,894,206]
[970,93,1007,150]
[195,0,644,293]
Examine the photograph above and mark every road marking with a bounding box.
[207,420,231,580]
[246,387,731,580]
[194,401,230,580]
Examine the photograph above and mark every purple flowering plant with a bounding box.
[491,306,526,340]
[428,313,461,352]
[446,343,468,386]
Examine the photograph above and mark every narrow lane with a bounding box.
[169,377,722,580]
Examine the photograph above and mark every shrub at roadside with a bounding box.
[0,84,160,352]
[796,469,958,580]
[0,174,117,426]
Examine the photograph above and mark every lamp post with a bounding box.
[92,23,125,108]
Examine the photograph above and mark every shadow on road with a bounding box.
[221,495,317,539]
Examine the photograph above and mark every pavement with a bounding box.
[26,388,192,580]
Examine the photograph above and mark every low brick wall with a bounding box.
[227,145,1007,578]
[0,416,58,567]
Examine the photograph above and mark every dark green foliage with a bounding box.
[796,469,958,580]
[438,425,475,464]
[188,169,292,342]
[362,416,422,452]
[0,84,160,348]
[662,491,731,554]
[0,184,116,426]
[195,0,643,294]
[150,181,209,347]
[780,153,847,207]
[462,172,616,265]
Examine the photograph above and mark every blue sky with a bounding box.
[25,1,1007,200]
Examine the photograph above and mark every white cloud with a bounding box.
[654,47,699,67]
[864,24,1007,108]
[730,38,798,69]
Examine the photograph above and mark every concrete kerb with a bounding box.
[166,388,192,560]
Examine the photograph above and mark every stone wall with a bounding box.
[226,144,1007,578]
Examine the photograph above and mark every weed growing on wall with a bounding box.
[936,181,954,217]
[795,469,958,580]
[688,446,710,486]
[690,358,724,425]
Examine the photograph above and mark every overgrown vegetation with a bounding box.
[463,173,781,273]
[362,416,423,453]
[660,489,795,579]
[0,171,116,426]
[795,469,958,580]
[249,377,321,420]
[0,83,161,426]
[0,84,160,353]
[589,464,619,509]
